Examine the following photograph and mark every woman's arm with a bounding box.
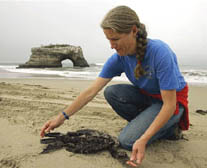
[128,89,176,166]
[140,89,176,141]
[40,77,111,137]
[63,77,112,118]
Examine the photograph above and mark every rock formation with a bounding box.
[18,44,89,68]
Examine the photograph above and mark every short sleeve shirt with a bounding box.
[99,39,186,94]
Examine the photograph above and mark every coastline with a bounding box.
[0,77,207,167]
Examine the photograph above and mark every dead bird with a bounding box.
[40,129,130,167]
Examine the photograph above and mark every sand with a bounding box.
[0,78,207,168]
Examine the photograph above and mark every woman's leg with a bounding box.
[104,84,184,150]
[104,84,151,122]
[118,102,184,150]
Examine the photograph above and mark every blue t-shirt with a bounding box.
[99,39,186,94]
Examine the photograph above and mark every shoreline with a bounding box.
[1,66,207,87]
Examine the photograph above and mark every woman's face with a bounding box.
[103,27,137,56]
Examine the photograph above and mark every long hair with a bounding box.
[101,6,148,79]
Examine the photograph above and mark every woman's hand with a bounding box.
[40,114,65,138]
[126,138,147,167]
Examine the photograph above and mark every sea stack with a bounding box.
[18,44,89,68]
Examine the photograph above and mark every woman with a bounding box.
[40,6,189,167]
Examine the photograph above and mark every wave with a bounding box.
[1,64,207,85]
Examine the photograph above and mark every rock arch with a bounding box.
[18,44,89,68]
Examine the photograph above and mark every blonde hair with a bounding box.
[101,6,148,79]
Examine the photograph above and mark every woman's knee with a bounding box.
[118,131,142,151]
[104,85,119,101]
[118,133,133,150]
[104,85,112,99]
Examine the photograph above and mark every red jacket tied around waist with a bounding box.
[141,85,189,130]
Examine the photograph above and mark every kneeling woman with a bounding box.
[40,5,189,167]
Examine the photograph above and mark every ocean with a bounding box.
[0,63,207,86]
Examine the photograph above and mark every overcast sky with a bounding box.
[0,0,206,66]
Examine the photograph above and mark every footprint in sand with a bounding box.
[0,158,20,168]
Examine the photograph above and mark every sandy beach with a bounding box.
[0,77,207,168]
